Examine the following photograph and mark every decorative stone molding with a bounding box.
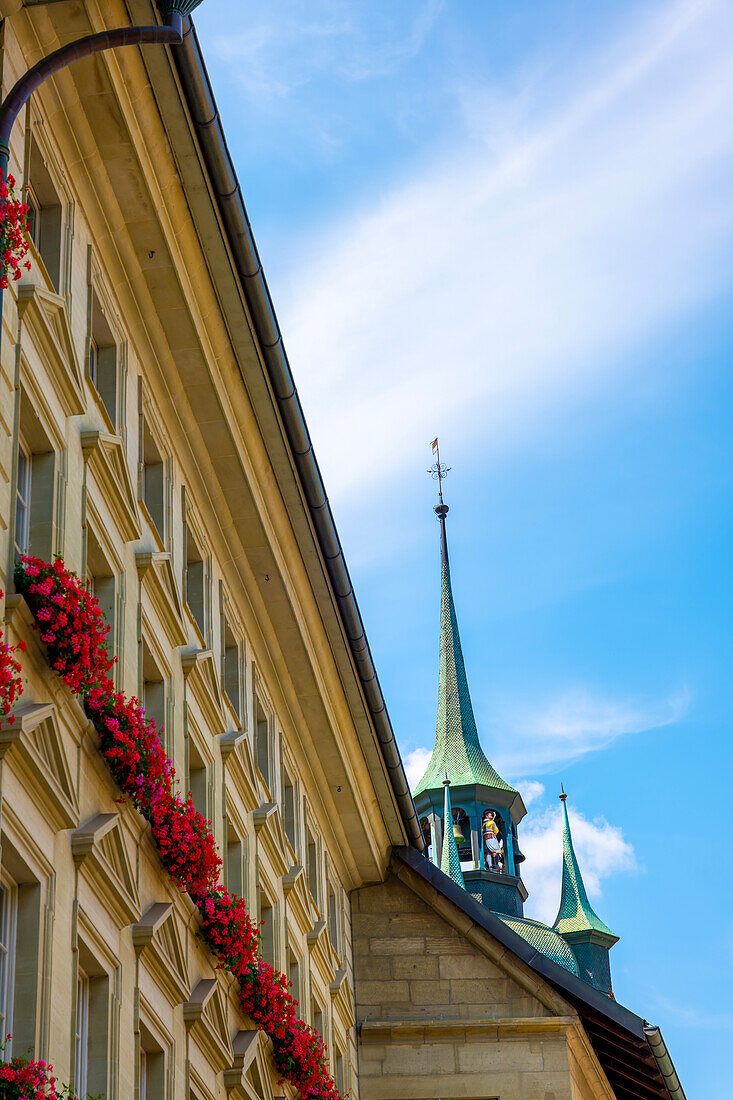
[71,811,140,923]
[184,977,233,1071]
[17,284,85,416]
[0,701,78,829]
[81,429,141,542]
[136,550,188,647]
[223,1029,275,1100]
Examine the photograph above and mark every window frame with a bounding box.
[14,434,31,559]
[0,873,18,1057]
[75,968,90,1098]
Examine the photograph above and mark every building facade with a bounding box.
[0,4,683,1100]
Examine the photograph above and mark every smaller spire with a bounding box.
[440,777,465,889]
[553,791,617,941]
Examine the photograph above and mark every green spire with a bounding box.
[553,791,618,941]
[440,778,465,888]
[414,505,516,796]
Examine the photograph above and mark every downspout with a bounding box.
[173,20,424,852]
[644,1027,687,1100]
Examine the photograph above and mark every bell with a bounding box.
[452,819,465,844]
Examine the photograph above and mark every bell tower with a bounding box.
[414,443,528,918]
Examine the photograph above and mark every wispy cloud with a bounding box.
[280,0,733,502]
[521,804,636,925]
[489,685,691,776]
[405,685,690,787]
[206,1,442,105]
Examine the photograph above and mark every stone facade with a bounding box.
[353,870,614,1100]
[0,2,397,1097]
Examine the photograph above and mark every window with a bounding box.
[14,437,31,558]
[334,1048,345,1095]
[0,878,18,1057]
[139,1024,165,1100]
[328,883,339,952]
[141,419,165,539]
[185,522,207,639]
[75,969,90,1097]
[15,393,59,562]
[226,824,243,897]
[255,698,270,788]
[88,284,118,426]
[259,892,275,969]
[281,766,297,855]
[28,138,63,290]
[86,529,116,660]
[74,950,109,1098]
[222,616,242,719]
[311,998,323,1041]
[287,948,300,1006]
[142,640,167,748]
[188,740,208,821]
[306,820,319,905]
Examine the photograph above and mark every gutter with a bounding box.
[644,1027,687,1100]
[171,19,424,852]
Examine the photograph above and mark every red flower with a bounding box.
[0,588,24,719]
[0,171,31,286]
[17,558,346,1099]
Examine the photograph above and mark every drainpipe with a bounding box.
[0,1,200,589]
[644,1026,687,1100]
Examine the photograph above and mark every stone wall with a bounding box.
[353,873,612,1100]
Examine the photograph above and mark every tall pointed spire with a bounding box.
[414,497,515,796]
[553,790,618,995]
[553,791,617,939]
[439,777,465,888]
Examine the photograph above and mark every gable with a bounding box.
[0,702,79,829]
[81,430,141,541]
[137,550,188,647]
[71,812,140,923]
[353,872,560,1025]
[133,900,189,1005]
[182,647,228,733]
[17,283,86,416]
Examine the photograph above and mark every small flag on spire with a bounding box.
[431,438,439,454]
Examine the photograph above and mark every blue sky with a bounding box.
[195,1,733,1093]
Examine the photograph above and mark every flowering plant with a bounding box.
[0,590,25,721]
[14,557,114,695]
[13,557,345,1098]
[0,1047,56,1099]
[0,172,31,290]
[0,1037,102,1099]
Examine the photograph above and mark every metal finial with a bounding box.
[428,437,451,507]
[559,785,567,802]
[443,770,450,787]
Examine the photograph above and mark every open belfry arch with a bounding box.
[0,4,683,1100]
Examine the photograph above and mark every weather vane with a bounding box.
[428,437,451,506]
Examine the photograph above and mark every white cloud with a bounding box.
[280,0,733,502]
[490,685,691,776]
[512,779,545,808]
[521,804,636,926]
[404,745,432,791]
